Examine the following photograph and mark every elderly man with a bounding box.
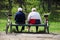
[15,7,26,32]
[27,8,42,32]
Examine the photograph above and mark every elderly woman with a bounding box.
[27,8,42,32]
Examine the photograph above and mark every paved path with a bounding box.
[0,32,60,40]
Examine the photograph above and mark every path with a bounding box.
[0,32,60,40]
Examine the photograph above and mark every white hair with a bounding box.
[32,8,36,11]
[18,8,22,11]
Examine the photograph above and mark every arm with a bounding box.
[40,14,42,23]
[27,13,31,23]
[38,13,42,24]
[24,14,26,20]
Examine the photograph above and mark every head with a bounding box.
[18,7,22,12]
[32,8,36,12]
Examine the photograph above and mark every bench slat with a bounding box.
[11,24,46,26]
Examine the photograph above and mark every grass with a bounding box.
[0,18,60,34]
[0,18,7,32]
[49,22,60,33]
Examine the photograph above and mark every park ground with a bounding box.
[0,18,60,33]
[0,32,60,40]
[0,18,60,40]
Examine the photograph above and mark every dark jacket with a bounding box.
[15,11,25,24]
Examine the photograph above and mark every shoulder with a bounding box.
[28,12,32,16]
[35,12,40,14]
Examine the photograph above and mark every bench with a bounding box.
[6,14,49,34]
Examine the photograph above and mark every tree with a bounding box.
[0,0,9,10]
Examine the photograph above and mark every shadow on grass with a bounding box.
[13,30,48,34]
[13,31,59,35]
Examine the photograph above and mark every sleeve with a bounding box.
[40,14,42,23]
[23,13,26,20]
[27,13,31,22]
[38,13,42,23]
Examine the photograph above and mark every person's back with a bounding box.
[15,11,25,24]
[27,8,42,24]
[15,8,25,32]
[27,8,42,32]
[28,12,40,19]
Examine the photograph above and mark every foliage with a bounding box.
[0,0,9,10]
[0,0,60,21]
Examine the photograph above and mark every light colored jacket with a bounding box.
[27,11,42,23]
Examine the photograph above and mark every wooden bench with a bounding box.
[6,14,49,34]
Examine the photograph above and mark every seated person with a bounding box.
[27,8,42,32]
[15,7,26,32]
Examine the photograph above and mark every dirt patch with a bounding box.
[0,32,60,40]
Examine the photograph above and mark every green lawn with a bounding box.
[0,18,7,32]
[0,18,60,33]
[49,22,60,33]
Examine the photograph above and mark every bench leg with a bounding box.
[21,26,25,32]
[16,25,19,32]
[36,26,38,32]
